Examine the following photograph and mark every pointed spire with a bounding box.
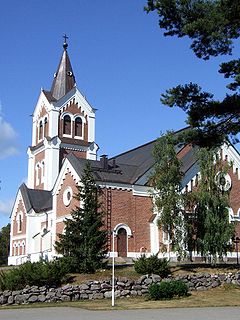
[50,35,76,100]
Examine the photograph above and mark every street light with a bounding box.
[112,229,117,307]
[232,236,240,265]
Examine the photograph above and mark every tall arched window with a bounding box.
[63,115,71,135]
[41,161,45,182]
[17,213,22,232]
[39,121,43,140]
[44,117,48,137]
[75,117,82,137]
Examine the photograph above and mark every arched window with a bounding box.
[17,213,22,232]
[41,161,45,182]
[36,163,41,185]
[63,115,71,135]
[22,242,25,255]
[44,117,48,137]
[75,117,82,137]
[39,121,43,140]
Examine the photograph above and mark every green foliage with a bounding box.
[145,0,240,60]
[0,260,68,291]
[148,280,188,300]
[55,161,108,274]
[145,0,240,147]
[185,148,235,262]
[134,254,170,277]
[152,132,187,256]
[0,224,10,266]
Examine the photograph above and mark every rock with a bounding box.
[92,292,104,299]
[79,284,89,290]
[90,284,101,290]
[115,290,121,298]
[151,274,161,283]
[62,284,72,291]
[12,290,22,296]
[132,285,142,291]
[3,290,11,297]
[61,295,71,301]
[120,290,130,296]
[139,275,147,283]
[130,290,138,296]
[116,281,126,287]
[101,283,112,290]
[0,295,8,305]
[28,295,38,303]
[72,293,80,301]
[144,278,153,285]
[141,289,148,294]
[80,293,89,300]
[196,286,207,291]
[7,295,14,304]
[15,294,27,304]
[104,291,112,299]
[38,294,46,302]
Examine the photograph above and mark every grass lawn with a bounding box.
[70,263,240,284]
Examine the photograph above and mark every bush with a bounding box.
[134,254,170,277]
[0,260,68,291]
[148,280,188,300]
[171,280,189,297]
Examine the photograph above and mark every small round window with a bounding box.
[63,187,73,206]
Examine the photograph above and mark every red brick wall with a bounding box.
[59,148,86,166]
[12,238,26,256]
[12,199,27,237]
[34,150,45,189]
[56,171,79,218]
[59,100,89,142]
[35,106,48,145]
[108,189,152,254]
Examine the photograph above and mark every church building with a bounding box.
[8,40,240,265]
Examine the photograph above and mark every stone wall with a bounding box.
[1,272,240,306]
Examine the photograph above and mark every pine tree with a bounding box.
[152,132,187,257]
[145,0,240,148]
[188,148,234,263]
[55,161,107,273]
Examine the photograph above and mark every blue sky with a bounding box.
[0,0,238,229]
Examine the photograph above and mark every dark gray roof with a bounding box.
[20,184,52,213]
[50,44,76,100]
[42,90,56,102]
[67,129,197,187]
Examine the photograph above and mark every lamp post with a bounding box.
[112,229,116,307]
[233,236,240,265]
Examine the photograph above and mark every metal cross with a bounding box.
[63,34,68,43]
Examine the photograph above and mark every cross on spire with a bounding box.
[63,34,69,50]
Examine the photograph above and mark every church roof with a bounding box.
[50,40,76,101]
[67,128,198,187]
[20,183,52,213]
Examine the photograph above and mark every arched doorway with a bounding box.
[117,228,127,257]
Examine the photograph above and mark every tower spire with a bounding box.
[63,34,68,50]
[50,35,76,100]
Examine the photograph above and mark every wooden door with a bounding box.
[117,228,127,257]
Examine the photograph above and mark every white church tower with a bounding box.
[27,37,98,191]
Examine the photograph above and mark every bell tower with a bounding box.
[27,37,98,191]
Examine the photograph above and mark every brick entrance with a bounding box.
[117,228,127,257]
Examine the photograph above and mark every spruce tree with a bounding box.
[152,132,187,257]
[55,161,107,273]
[0,224,10,266]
